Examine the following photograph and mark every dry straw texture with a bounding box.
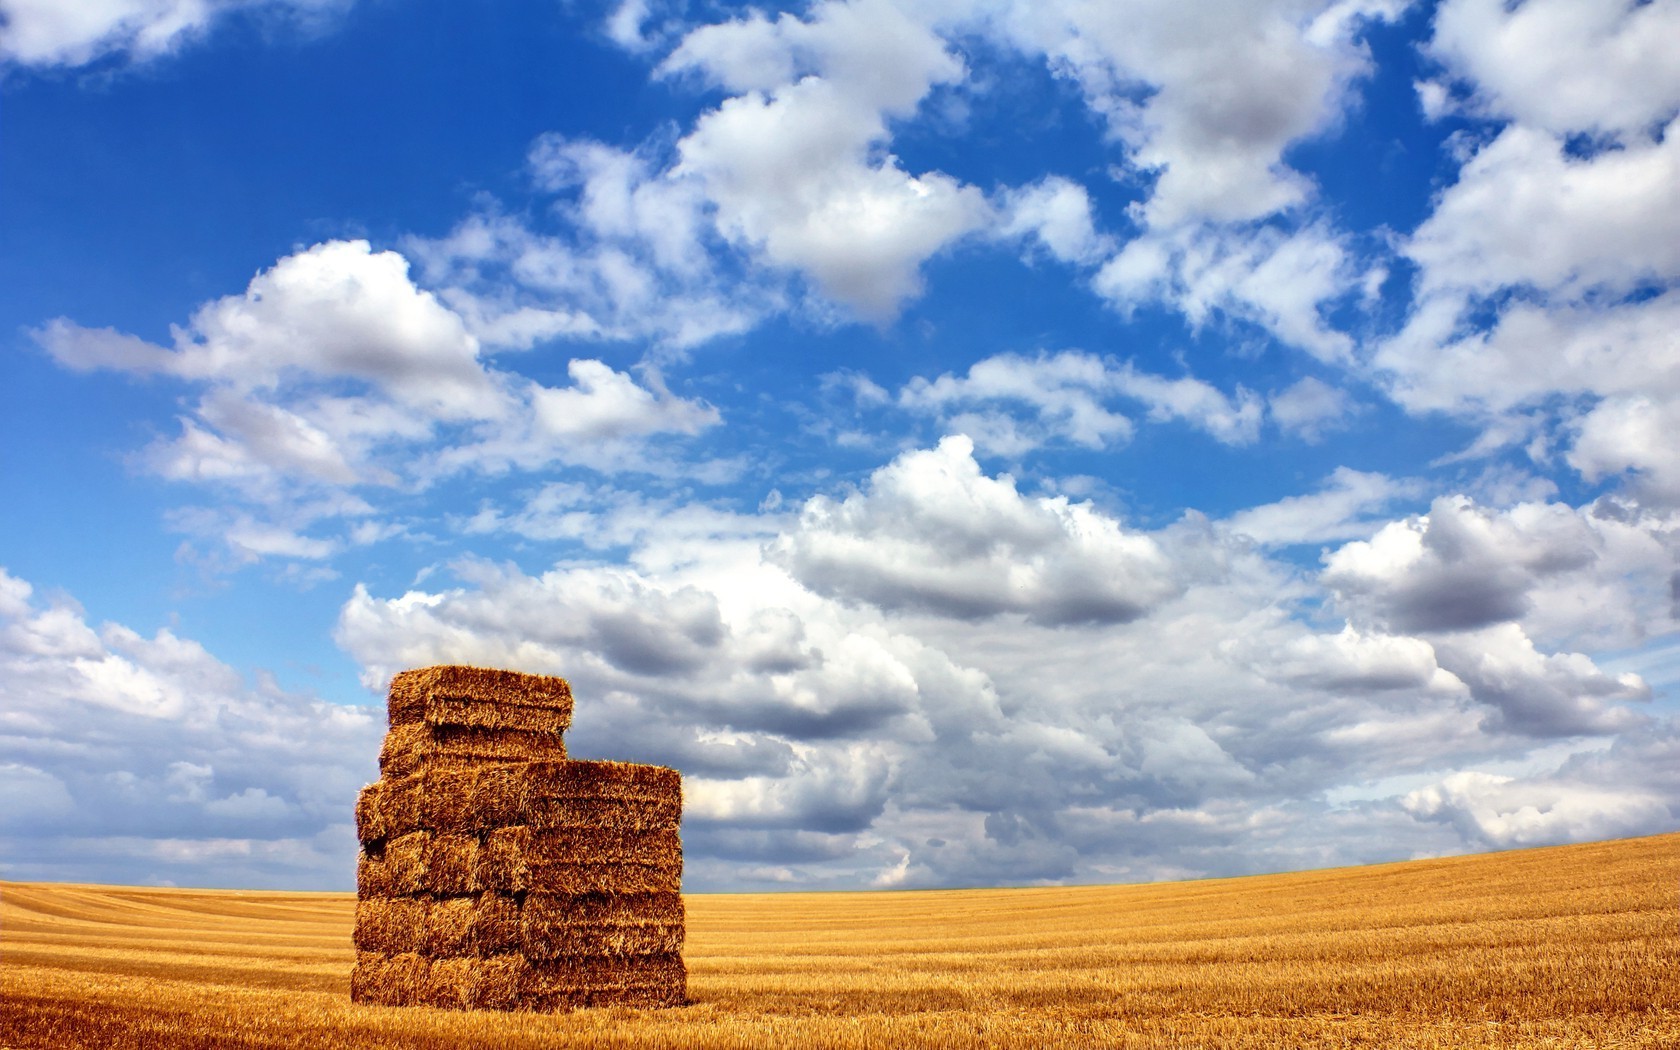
[353,664,684,1013]
[5,833,1679,1048]
[357,761,682,841]
[379,724,568,779]
[387,665,574,733]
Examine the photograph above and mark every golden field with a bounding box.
[2,832,1676,1049]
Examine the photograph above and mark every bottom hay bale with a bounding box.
[349,951,430,1007]
[522,953,687,1010]
[350,950,686,1011]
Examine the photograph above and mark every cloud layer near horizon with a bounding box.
[6,0,1679,890]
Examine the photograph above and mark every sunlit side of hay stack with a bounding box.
[352,665,685,1011]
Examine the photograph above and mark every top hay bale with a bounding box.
[389,665,574,734]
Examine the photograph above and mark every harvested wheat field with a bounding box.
[2,832,1676,1049]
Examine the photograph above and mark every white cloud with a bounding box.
[661,0,990,319]
[1239,623,1455,693]
[1379,7,1680,496]
[989,0,1387,227]
[1268,375,1356,441]
[1428,623,1649,737]
[1568,396,1680,506]
[1322,494,1680,651]
[770,435,1181,625]
[1403,769,1670,849]
[1227,467,1421,547]
[0,0,347,68]
[1112,362,1263,445]
[321,443,1680,889]
[407,158,765,356]
[1425,0,1680,138]
[0,566,380,886]
[36,240,721,560]
[1096,222,1360,362]
[1407,124,1680,304]
[900,351,1134,453]
[996,176,1113,265]
[899,350,1261,454]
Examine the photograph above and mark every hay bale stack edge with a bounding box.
[352,664,685,1011]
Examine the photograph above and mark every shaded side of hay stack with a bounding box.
[351,665,684,1012]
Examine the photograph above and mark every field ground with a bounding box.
[2,832,1677,1048]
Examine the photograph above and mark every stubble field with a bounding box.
[2,832,1676,1048]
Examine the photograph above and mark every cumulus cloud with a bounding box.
[770,435,1181,626]
[1428,624,1649,737]
[1424,0,1680,138]
[1403,769,1670,850]
[990,0,1388,227]
[1095,222,1362,362]
[405,163,761,357]
[662,0,990,319]
[1380,3,1680,498]
[1321,495,1680,649]
[1268,376,1356,442]
[318,441,1680,890]
[898,350,1261,455]
[1325,496,1594,634]
[0,0,345,68]
[996,176,1113,266]
[0,566,379,887]
[1227,467,1423,547]
[36,241,719,560]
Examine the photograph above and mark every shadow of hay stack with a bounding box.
[351,665,685,1011]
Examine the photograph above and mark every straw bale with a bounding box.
[476,825,681,894]
[469,891,522,955]
[521,892,685,958]
[357,833,423,897]
[358,832,481,896]
[489,825,682,866]
[355,781,388,843]
[353,895,428,955]
[422,895,476,957]
[379,723,567,779]
[350,951,431,1007]
[425,954,529,1011]
[478,857,682,896]
[388,665,573,732]
[521,954,687,1010]
[425,832,481,896]
[471,760,682,831]
[364,762,681,838]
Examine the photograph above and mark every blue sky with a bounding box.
[3,0,1679,892]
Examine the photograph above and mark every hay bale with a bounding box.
[521,892,685,958]
[354,664,684,1013]
[388,665,573,733]
[521,954,687,1010]
[365,761,682,839]
[468,891,522,955]
[426,954,529,1010]
[350,950,430,1007]
[476,825,682,895]
[353,895,428,955]
[359,832,481,896]
[469,760,682,832]
[379,723,568,779]
[422,896,476,957]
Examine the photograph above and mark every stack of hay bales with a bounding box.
[351,665,684,1011]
